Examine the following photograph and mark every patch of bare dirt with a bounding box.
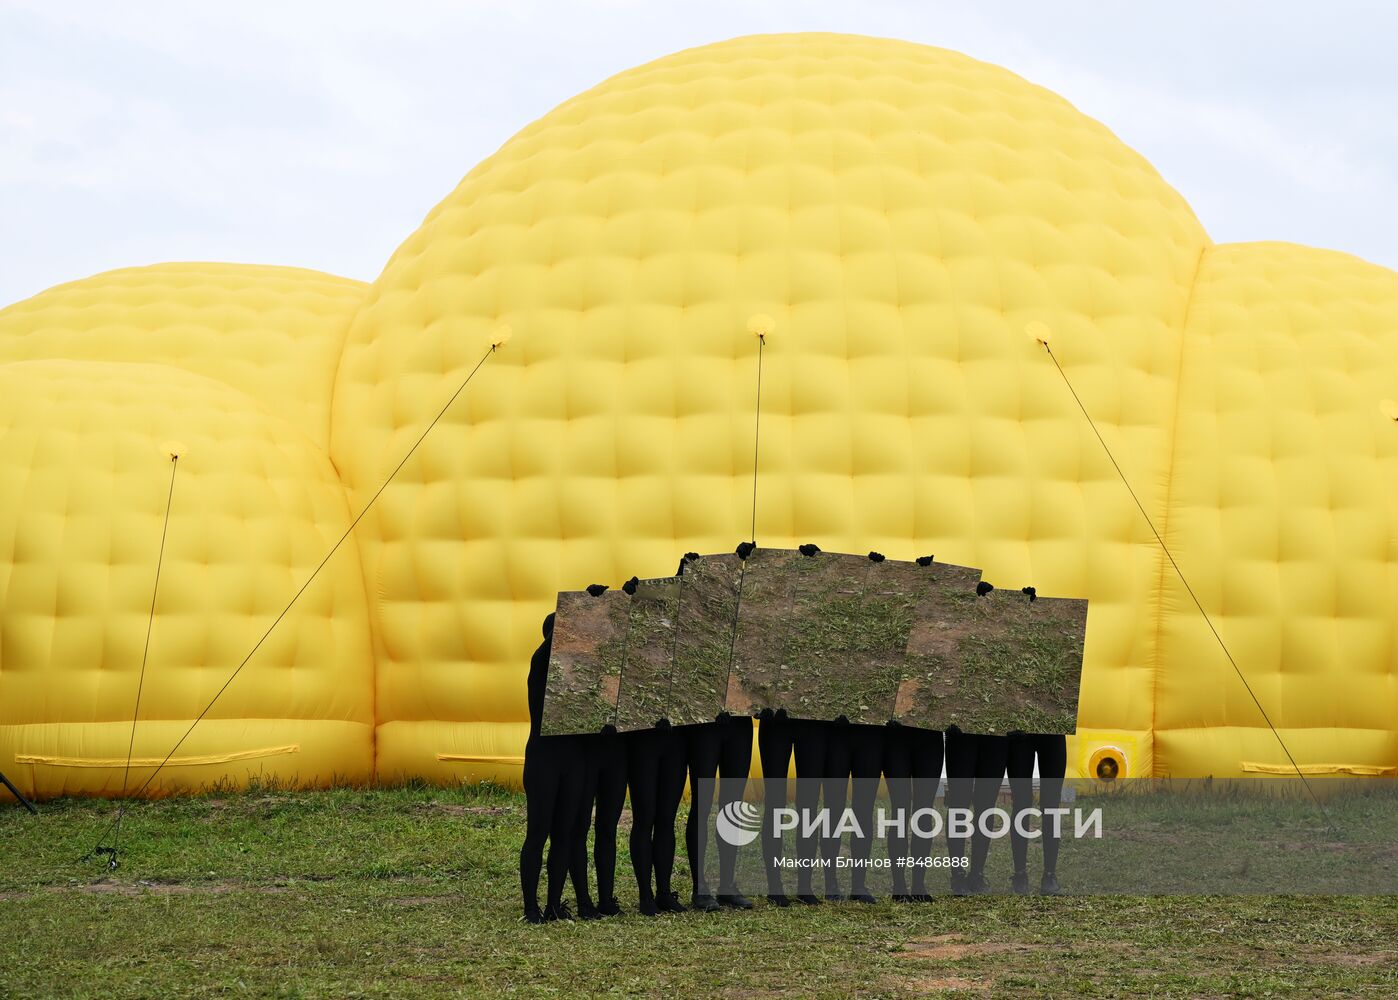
[893,678,922,716]
[899,934,1038,961]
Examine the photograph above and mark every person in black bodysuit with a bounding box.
[683,544,759,912]
[568,727,628,917]
[882,723,944,901]
[944,725,1009,895]
[1007,732,1068,895]
[792,717,851,902]
[520,613,586,922]
[842,722,887,903]
[757,709,795,906]
[625,723,689,916]
[684,713,755,911]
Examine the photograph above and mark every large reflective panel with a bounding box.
[670,554,741,726]
[780,551,878,722]
[845,558,920,726]
[614,576,681,731]
[539,589,628,735]
[947,589,1088,735]
[542,552,1089,736]
[727,548,801,716]
[892,561,982,729]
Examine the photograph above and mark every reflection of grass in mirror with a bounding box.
[782,595,903,722]
[729,554,798,714]
[544,633,628,733]
[542,592,631,734]
[855,596,915,653]
[948,594,1084,735]
[673,626,731,724]
[784,595,862,718]
[617,588,677,729]
[956,631,1076,734]
[672,561,739,724]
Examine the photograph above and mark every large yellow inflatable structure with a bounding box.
[3,34,1397,799]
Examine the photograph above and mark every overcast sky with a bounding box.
[3,1,1395,306]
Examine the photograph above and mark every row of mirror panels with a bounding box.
[541,549,1086,736]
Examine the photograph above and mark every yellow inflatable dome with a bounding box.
[4,33,1397,799]
[0,264,375,797]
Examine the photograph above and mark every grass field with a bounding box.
[3,783,1396,998]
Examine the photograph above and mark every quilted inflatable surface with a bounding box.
[3,33,1397,797]
[332,32,1207,784]
[0,265,374,797]
[1154,242,1398,776]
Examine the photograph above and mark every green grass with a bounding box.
[3,783,1397,998]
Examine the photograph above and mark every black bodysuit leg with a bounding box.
[1008,733,1068,878]
[967,735,1009,881]
[546,745,584,910]
[1037,734,1067,875]
[820,724,853,897]
[716,715,754,892]
[908,728,944,896]
[652,729,689,899]
[846,724,885,898]
[683,723,723,898]
[568,736,599,910]
[592,732,628,904]
[626,730,662,904]
[1007,734,1035,876]
[758,715,795,896]
[520,736,563,913]
[944,728,978,868]
[881,727,916,897]
[792,720,828,895]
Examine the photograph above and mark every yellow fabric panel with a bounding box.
[3,721,367,799]
[0,360,375,798]
[0,263,368,448]
[1151,243,1398,776]
[1241,761,1397,777]
[384,720,531,788]
[1157,726,1398,782]
[331,33,1209,785]
[15,744,299,768]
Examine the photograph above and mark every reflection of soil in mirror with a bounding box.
[951,591,1087,735]
[893,562,981,730]
[615,576,681,732]
[670,555,740,726]
[847,560,918,725]
[728,549,802,716]
[541,590,629,735]
[782,552,871,722]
